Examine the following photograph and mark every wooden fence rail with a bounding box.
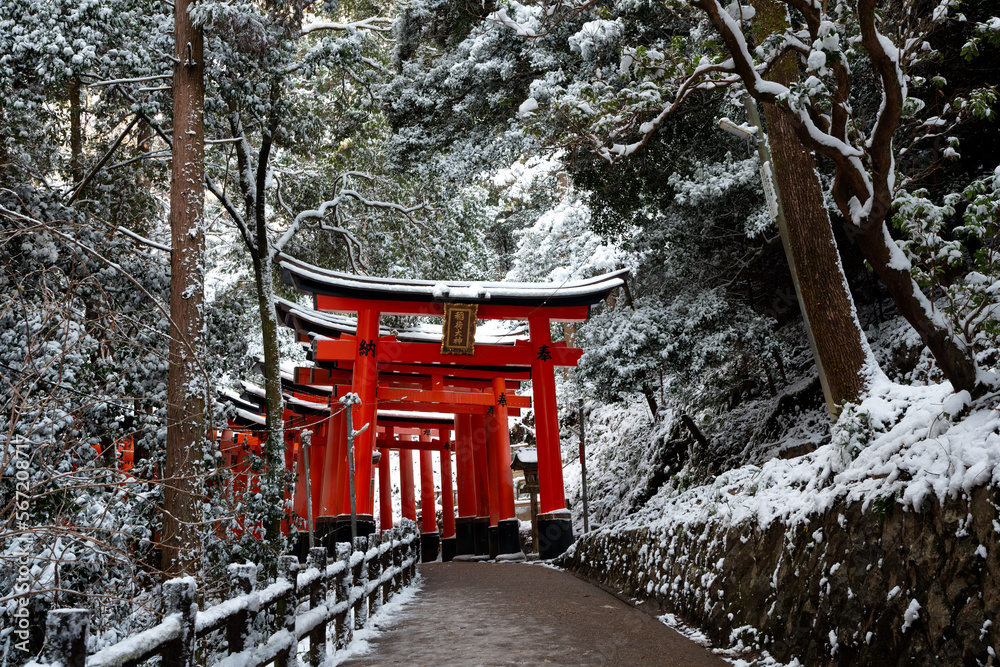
[35,523,420,667]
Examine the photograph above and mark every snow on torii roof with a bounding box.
[274,297,517,346]
[276,253,630,309]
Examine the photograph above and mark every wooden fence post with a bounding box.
[392,528,404,591]
[380,530,392,605]
[368,536,382,617]
[410,529,418,580]
[44,609,89,667]
[275,555,299,667]
[226,563,256,654]
[307,546,328,665]
[352,536,369,630]
[162,578,197,667]
[334,541,353,650]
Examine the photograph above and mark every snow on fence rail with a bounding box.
[31,524,419,667]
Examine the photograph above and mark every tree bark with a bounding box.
[750,0,873,412]
[228,104,287,545]
[641,386,659,422]
[69,77,84,184]
[251,184,286,545]
[854,222,978,392]
[163,0,206,577]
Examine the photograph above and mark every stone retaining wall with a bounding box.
[559,485,999,665]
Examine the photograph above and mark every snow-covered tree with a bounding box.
[493,0,1000,398]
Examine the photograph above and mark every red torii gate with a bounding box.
[277,255,628,559]
[254,347,528,561]
[278,297,535,559]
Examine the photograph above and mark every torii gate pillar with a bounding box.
[471,414,492,556]
[439,429,457,562]
[529,316,574,558]
[347,308,380,537]
[378,437,392,533]
[419,438,439,562]
[400,446,416,524]
[490,377,523,559]
[454,415,477,557]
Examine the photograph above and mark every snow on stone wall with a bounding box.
[560,484,1000,665]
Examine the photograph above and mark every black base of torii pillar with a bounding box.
[497,518,520,557]
[420,531,440,563]
[537,512,573,560]
[473,517,490,555]
[455,516,475,556]
[441,536,457,562]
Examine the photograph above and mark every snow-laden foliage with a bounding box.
[0,190,258,660]
[0,0,171,182]
[502,161,632,284]
[607,375,1000,535]
[892,165,1000,369]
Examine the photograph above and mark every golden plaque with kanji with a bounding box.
[441,303,478,355]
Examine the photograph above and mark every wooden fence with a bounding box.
[35,524,419,667]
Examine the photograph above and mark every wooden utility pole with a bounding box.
[163,0,206,576]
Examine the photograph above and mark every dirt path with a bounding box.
[337,561,727,666]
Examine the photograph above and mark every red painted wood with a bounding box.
[320,409,342,516]
[529,316,567,515]
[296,366,524,390]
[378,445,392,532]
[335,406,352,518]
[419,444,436,535]
[471,414,491,521]
[376,417,455,432]
[365,401,519,416]
[365,386,531,408]
[316,294,590,322]
[351,308,380,515]
[455,414,476,520]
[292,438,307,529]
[315,338,583,368]
[308,429,325,523]
[491,377,516,523]
[399,446,416,523]
[375,435,449,451]
[483,415,500,528]
[439,429,456,540]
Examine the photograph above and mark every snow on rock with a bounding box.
[901,598,921,633]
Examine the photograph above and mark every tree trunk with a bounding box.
[641,386,659,422]
[249,234,286,545]
[855,222,978,392]
[163,0,206,577]
[69,77,84,185]
[751,0,874,413]
[228,104,286,546]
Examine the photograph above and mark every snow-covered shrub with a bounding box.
[892,167,1000,373]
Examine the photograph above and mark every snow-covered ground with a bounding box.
[325,574,424,665]
[620,378,997,534]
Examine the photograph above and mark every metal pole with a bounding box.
[302,429,315,549]
[345,404,357,542]
[341,393,369,543]
[579,398,589,534]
